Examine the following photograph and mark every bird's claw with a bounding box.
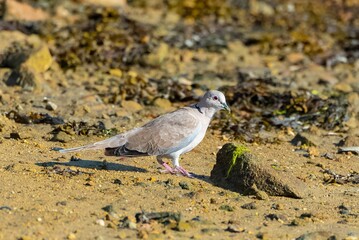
[174,166,193,178]
[159,163,193,178]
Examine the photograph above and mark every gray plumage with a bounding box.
[59,90,230,177]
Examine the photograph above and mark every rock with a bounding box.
[67,233,76,240]
[144,43,169,67]
[296,231,337,240]
[175,221,192,232]
[287,52,306,64]
[241,202,257,210]
[19,236,32,240]
[23,45,53,74]
[9,132,21,140]
[121,100,143,112]
[338,135,359,147]
[334,82,353,93]
[46,101,58,111]
[153,98,172,111]
[96,219,105,227]
[179,181,190,190]
[238,67,272,82]
[80,0,126,7]
[210,143,308,198]
[0,31,53,91]
[291,133,317,147]
[109,68,122,78]
[249,0,274,16]
[219,205,234,212]
[52,131,74,143]
[5,0,49,21]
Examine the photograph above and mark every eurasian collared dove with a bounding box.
[59,90,230,177]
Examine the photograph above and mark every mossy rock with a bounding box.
[210,143,308,199]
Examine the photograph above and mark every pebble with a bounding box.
[271,203,284,210]
[241,202,257,210]
[96,219,105,227]
[296,231,337,240]
[219,205,234,212]
[117,232,127,239]
[128,221,137,230]
[19,236,32,240]
[179,181,190,190]
[153,98,172,111]
[46,101,58,111]
[176,220,192,232]
[67,233,76,240]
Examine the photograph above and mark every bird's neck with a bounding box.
[195,104,217,119]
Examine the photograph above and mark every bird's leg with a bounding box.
[172,155,193,178]
[157,156,175,174]
[174,166,193,178]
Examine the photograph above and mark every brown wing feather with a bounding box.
[125,107,199,155]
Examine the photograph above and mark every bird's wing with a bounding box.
[125,107,202,156]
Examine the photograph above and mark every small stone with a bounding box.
[179,181,190,190]
[225,225,244,233]
[175,221,191,232]
[219,205,234,212]
[109,68,122,77]
[344,236,358,240]
[144,43,169,66]
[121,100,143,113]
[113,179,123,185]
[307,147,320,157]
[107,222,116,229]
[96,219,105,227]
[334,82,353,93]
[19,237,32,240]
[271,203,284,210]
[10,132,21,140]
[291,133,316,147]
[153,98,172,111]
[118,232,127,239]
[23,45,53,74]
[241,202,257,210]
[128,221,137,230]
[51,131,72,143]
[67,233,76,240]
[46,101,58,111]
[287,52,305,64]
[295,231,337,240]
[338,204,350,215]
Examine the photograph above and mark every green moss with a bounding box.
[226,144,249,178]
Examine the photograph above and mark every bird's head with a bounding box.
[200,90,230,112]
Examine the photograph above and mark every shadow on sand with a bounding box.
[36,158,147,173]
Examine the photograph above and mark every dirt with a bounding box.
[1,0,359,239]
[1,101,358,239]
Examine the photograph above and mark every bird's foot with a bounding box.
[174,166,193,178]
[159,162,175,174]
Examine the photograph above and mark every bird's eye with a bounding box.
[213,96,218,100]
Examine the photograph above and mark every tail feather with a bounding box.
[59,134,127,153]
[59,144,100,153]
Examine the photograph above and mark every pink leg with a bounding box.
[157,157,175,174]
[175,166,193,178]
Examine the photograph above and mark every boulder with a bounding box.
[210,143,308,199]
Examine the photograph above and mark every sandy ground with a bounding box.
[1,115,358,240]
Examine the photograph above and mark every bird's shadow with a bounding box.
[36,158,147,173]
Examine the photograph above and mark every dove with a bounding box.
[59,90,230,177]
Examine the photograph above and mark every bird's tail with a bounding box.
[59,134,127,153]
[59,144,100,153]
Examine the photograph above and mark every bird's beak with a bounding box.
[222,102,230,112]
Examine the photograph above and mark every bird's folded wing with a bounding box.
[125,108,201,155]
